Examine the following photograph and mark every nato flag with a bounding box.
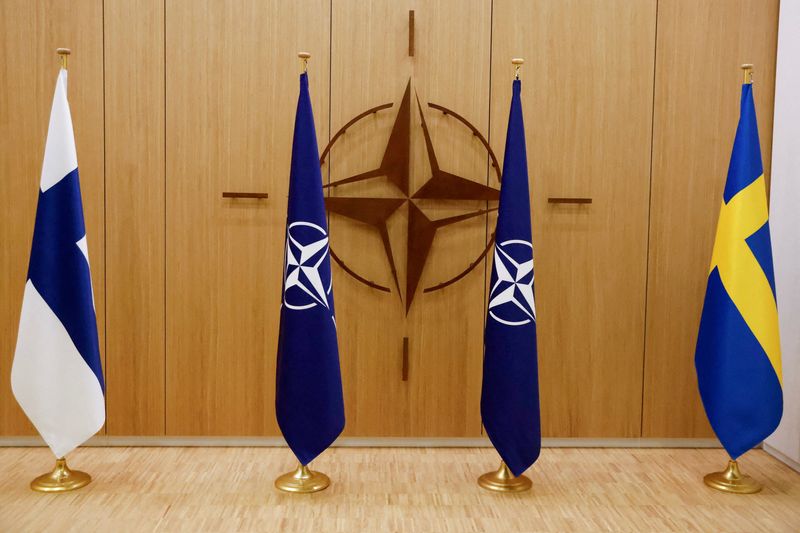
[276,73,345,466]
[481,79,541,477]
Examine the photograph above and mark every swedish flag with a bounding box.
[695,82,782,460]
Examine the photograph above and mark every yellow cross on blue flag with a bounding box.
[695,81,782,460]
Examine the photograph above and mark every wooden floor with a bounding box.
[0,447,798,532]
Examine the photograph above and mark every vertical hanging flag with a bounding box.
[695,79,783,460]
[275,71,345,466]
[11,67,105,459]
[481,77,541,477]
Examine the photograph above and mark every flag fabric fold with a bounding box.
[481,79,541,477]
[695,82,783,460]
[11,68,105,459]
[275,72,345,466]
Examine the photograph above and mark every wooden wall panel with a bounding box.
[104,0,166,435]
[0,1,105,435]
[490,0,657,437]
[0,1,783,440]
[328,0,413,436]
[642,0,780,438]
[329,0,491,436]
[165,0,330,435]
[406,0,491,437]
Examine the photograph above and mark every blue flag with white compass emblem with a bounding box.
[481,79,541,477]
[276,72,345,466]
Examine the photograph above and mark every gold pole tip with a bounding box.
[56,48,71,56]
[298,52,311,60]
[741,64,754,84]
[511,58,525,65]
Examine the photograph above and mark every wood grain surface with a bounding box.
[1,447,798,532]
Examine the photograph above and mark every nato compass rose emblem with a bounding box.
[282,221,333,312]
[488,240,536,326]
[320,80,502,313]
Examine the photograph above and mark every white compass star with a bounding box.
[283,222,332,310]
[488,240,535,326]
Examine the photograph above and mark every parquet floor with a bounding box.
[0,447,798,532]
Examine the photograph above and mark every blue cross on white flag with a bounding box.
[11,68,105,459]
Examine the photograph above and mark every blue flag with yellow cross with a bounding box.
[695,82,782,460]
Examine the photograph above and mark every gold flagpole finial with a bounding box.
[512,58,524,80]
[741,63,754,85]
[298,52,311,73]
[57,48,71,70]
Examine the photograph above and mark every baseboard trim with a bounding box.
[0,436,721,448]
[763,443,800,473]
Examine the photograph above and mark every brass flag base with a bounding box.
[703,460,762,494]
[478,461,531,493]
[30,458,92,493]
[275,463,331,493]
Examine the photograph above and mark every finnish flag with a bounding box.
[11,68,105,458]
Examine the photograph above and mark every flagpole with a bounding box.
[741,63,753,84]
[274,51,334,495]
[57,47,70,70]
[701,63,761,495]
[477,57,533,494]
[29,48,93,494]
[512,57,523,80]
[298,51,310,73]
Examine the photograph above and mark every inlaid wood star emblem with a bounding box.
[322,81,501,313]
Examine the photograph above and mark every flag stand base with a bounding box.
[478,461,531,493]
[274,463,330,493]
[703,459,762,494]
[30,458,92,493]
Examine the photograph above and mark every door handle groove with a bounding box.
[547,197,592,204]
[402,337,409,381]
[408,11,415,57]
[222,192,269,199]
